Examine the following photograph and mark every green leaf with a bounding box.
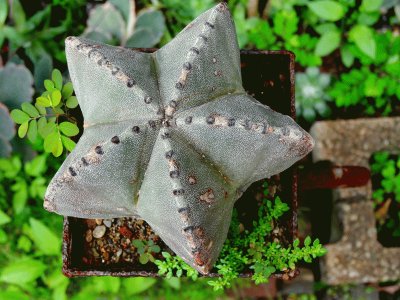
[61,135,76,152]
[29,218,61,255]
[122,277,157,295]
[132,239,144,248]
[164,277,181,290]
[314,23,338,35]
[39,121,56,138]
[315,31,341,56]
[360,0,383,12]
[151,245,161,253]
[0,290,29,300]
[307,1,346,21]
[44,79,55,91]
[51,69,63,90]
[0,257,46,285]
[35,103,46,115]
[0,0,8,25]
[21,102,39,118]
[59,122,79,137]
[53,106,65,114]
[51,90,61,107]
[37,116,47,133]
[17,235,32,252]
[349,25,376,59]
[44,130,63,157]
[27,119,38,143]
[11,180,28,214]
[66,96,79,109]
[25,154,47,177]
[0,210,11,226]
[36,96,51,107]
[0,156,21,178]
[341,45,354,67]
[357,12,380,25]
[304,236,311,246]
[61,82,73,99]
[10,0,26,30]
[10,109,29,124]
[139,253,149,264]
[18,120,29,138]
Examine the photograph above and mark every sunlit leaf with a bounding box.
[45,130,62,156]
[0,210,11,226]
[315,31,341,56]
[349,25,376,59]
[61,135,76,152]
[51,90,62,107]
[24,154,47,177]
[51,69,63,90]
[21,102,39,118]
[61,82,74,99]
[59,121,79,137]
[10,109,29,124]
[308,1,346,21]
[27,119,38,143]
[0,257,46,285]
[66,96,78,109]
[18,120,29,138]
[29,218,61,255]
[39,121,56,138]
[36,96,51,107]
[122,277,157,295]
[44,79,55,91]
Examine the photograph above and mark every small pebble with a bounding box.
[85,230,93,242]
[92,248,99,257]
[86,219,97,229]
[93,225,106,238]
[103,219,112,228]
[95,219,103,225]
[116,249,122,257]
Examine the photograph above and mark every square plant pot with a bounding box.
[62,50,298,278]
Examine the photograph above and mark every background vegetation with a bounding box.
[0,0,399,299]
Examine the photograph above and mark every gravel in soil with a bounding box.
[82,217,166,266]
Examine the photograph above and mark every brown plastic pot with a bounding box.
[62,50,298,278]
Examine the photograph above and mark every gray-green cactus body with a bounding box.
[44,3,313,274]
[295,67,332,122]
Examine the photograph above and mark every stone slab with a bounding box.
[310,117,400,285]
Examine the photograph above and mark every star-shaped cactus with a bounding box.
[44,3,313,274]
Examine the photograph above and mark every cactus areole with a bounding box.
[44,3,314,274]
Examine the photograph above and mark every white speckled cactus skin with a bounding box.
[44,3,314,274]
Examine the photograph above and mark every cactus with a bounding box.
[83,0,165,48]
[0,62,34,156]
[44,3,313,274]
[0,62,34,109]
[0,103,15,157]
[295,67,332,122]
